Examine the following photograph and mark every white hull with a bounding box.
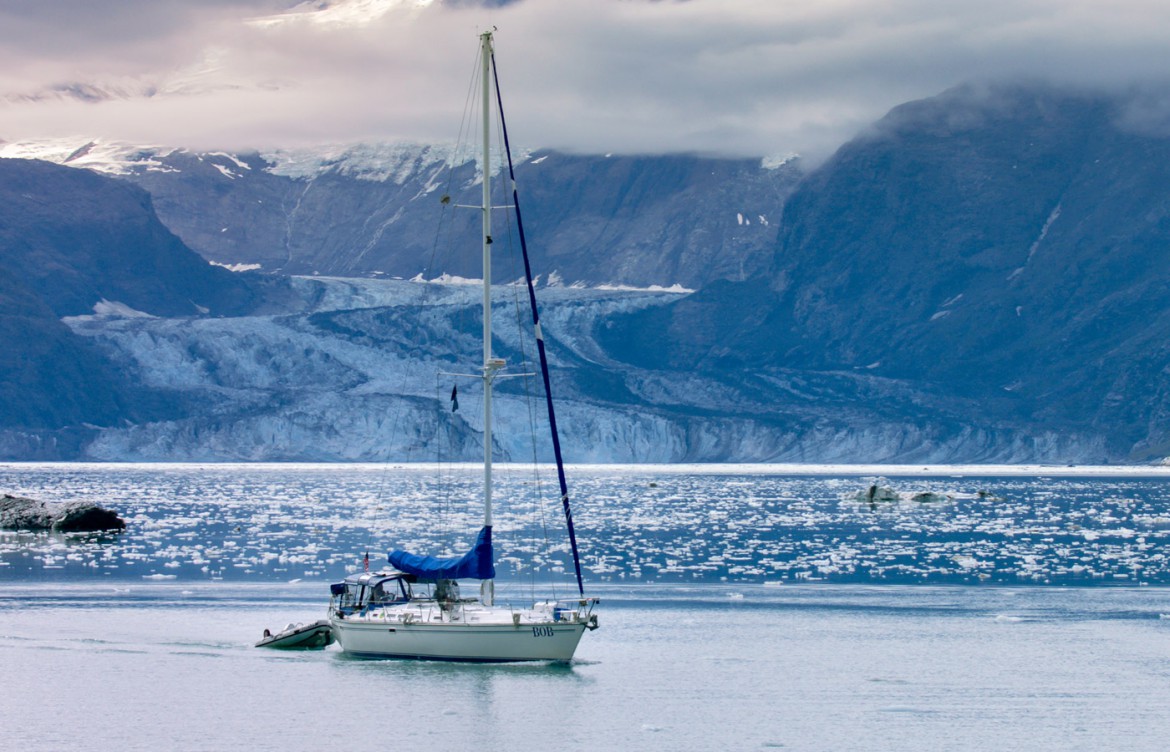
[330,603,589,662]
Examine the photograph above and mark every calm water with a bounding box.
[3,464,1170,750]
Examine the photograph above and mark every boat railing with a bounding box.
[553,597,600,611]
[546,597,600,628]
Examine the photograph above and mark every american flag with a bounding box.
[363,550,369,572]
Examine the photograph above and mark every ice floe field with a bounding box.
[4,463,1170,586]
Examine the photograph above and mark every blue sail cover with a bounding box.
[388,526,496,580]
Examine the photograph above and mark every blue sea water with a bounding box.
[3,464,1170,750]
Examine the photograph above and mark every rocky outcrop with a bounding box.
[0,493,126,532]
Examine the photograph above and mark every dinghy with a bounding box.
[255,619,334,649]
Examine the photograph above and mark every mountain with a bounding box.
[608,84,1170,461]
[5,84,1170,462]
[0,152,1064,463]
[0,158,282,455]
[0,158,267,318]
[0,141,802,290]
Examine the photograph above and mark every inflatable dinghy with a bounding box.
[255,619,334,649]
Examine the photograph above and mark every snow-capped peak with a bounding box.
[0,139,179,176]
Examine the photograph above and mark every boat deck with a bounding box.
[337,599,590,627]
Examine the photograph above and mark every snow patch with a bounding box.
[1010,203,1063,281]
[1027,204,1062,263]
[0,138,177,176]
[84,300,157,319]
[207,152,251,171]
[596,283,694,294]
[762,152,798,170]
[737,212,769,227]
[411,272,482,286]
[260,141,525,184]
[211,163,239,180]
[210,261,262,272]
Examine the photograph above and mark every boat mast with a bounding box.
[479,29,496,607]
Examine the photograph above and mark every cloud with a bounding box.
[3,0,1170,161]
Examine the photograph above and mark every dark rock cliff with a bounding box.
[606,85,1170,460]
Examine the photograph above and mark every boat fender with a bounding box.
[263,628,271,638]
[512,613,521,627]
[586,614,599,631]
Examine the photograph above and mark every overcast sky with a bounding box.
[3,0,1170,161]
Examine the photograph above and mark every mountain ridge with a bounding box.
[0,139,802,291]
[607,84,1170,460]
[3,84,1170,462]
[0,158,284,441]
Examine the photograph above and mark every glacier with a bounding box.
[54,276,1107,464]
[65,277,693,462]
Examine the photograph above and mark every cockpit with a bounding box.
[329,571,416,614]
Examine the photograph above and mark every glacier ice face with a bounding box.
[67,277,686,462]
[59,276,1107,464]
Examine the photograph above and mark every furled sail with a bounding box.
[388,526,496,580]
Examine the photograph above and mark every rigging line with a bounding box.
[426,40,483,286]
[424,37,480,414]
[425,43,485,535]
[491,49,585,597]
[495,155,556,602]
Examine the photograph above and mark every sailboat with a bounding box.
[326,30,599,662]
